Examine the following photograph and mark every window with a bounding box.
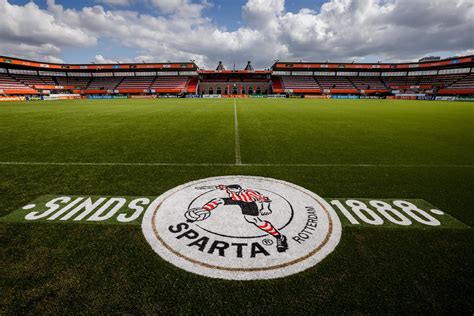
[408,70,437,76]
[359,72,380,77]
[337,71,358,76]
[314,71,336,76]
[179,71,198,76]
[67,72,91,77]
[92,72,113,77]
[272,71,290,76]
[8,69,37,75]
[157,71,178,76]
[438,68,470,75]
[136,72,156,76]
[382,72,407,76]
[39,71,66,76]
[292,71,313,76]
[114,72,135,77]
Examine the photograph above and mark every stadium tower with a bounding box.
[198,61,272,95]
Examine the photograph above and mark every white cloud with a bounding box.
[98,0,131,6]
[242,0,284,29]
[94,54,117,63]
[0,0,472,68]
[0,0,96,61]
[0,42,64,63]
[149,0,189,13]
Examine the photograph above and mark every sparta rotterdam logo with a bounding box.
[185,184,290,253]
[142,176,342,280]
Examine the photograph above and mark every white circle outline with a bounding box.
[141,175,342,280]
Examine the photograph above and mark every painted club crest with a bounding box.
[184,184,289,253]
[141,176,342,280]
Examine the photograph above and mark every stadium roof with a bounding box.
[272,56,474,71]
[0,55,473,72]
[0,56,199,71]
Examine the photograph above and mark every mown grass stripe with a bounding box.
[0,161,472,168]
[234,98,242,165]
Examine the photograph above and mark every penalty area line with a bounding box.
[0,162,472,168]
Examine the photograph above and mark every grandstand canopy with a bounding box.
[272,56,474,72]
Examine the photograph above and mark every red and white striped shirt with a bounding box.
[226,188,269,203]
[202,186,270,211]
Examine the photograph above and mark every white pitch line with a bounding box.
[0,162,472,168]
[0,162,237,167]
[234,98,242,165]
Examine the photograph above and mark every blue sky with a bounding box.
[1,0,472,68]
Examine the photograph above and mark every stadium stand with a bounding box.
[445,74,474,89]
[281,76,319,91]
[116,77,155,90]
[38,76,57,85]
[315,76,355,89]
[56,77,92,89]
[382,76,421,88]
[186,77,199,94]
[0,55,472,97]
[0,73,33,90]
[12,74,56,87]
[381,74,469,90]
[349,77,387,90]
[271,77,284,93]
[150,76,188,92]
[87,77,122,90]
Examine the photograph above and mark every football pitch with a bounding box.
[1,98,473,313]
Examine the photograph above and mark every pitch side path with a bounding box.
[1,99,473,313]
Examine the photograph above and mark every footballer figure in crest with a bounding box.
[185,184,289,252]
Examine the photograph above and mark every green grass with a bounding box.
[1,98,473,313]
